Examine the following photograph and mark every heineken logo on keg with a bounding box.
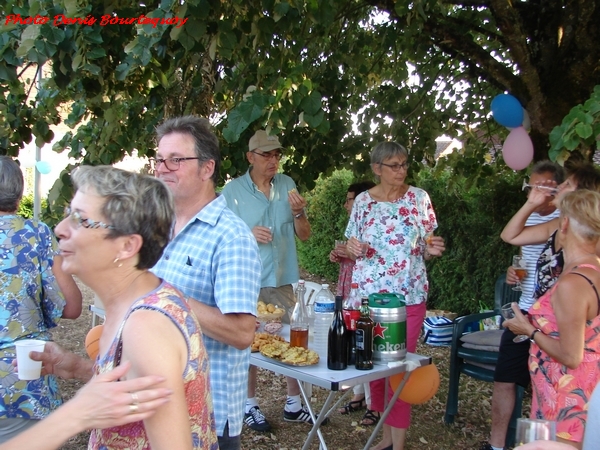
[373,321,407,351]
[373,322,388,339]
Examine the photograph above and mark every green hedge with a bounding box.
[417,168,523,314]
[299,167,524,315]
[17,194,48,220]
[298,169,358,281]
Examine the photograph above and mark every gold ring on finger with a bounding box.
[129,403,139,414]
[131,392,139,405]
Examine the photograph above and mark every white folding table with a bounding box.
[250,326,431,450]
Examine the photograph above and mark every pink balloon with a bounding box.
[502,126,533,170]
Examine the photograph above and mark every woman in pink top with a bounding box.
[506,190,600,450]
[330,181,375,299]
[330,181,375,417]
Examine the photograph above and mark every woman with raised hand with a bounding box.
[330,181,376,419]
[0,156,82,443]
[34,166,218,450]
[501,162,600,299]
[505,190,600,450]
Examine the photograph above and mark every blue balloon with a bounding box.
[35,160,52,174]
[491,94,524,128]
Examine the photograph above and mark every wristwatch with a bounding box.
[294,210,305,219]
[530,329,541,342]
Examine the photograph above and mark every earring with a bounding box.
[113,257,123,268]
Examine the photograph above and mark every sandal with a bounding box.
[360,409,380,426]
[338,398,366,414]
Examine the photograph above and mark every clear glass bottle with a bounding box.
[290,280,309,348]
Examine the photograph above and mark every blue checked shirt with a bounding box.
[152,195,261,437]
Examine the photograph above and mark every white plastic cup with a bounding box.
[515,418,556,444]
[15,339,46,380]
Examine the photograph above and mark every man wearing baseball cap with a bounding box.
[222,130,316,432]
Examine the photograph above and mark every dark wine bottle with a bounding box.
[327,295,348,370]
[343,283,360,365]
[355,297,374,370]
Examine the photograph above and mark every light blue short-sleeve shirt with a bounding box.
[152,195,261,437]
[222,170,300,287]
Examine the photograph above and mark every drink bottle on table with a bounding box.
[343,282,361,365]
[328,295,348,370]
[313,284,335,356]
[290,280,309,348]
[355,297,374,370]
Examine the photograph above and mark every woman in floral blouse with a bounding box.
[0,156,81,443]
[345,142,445,450]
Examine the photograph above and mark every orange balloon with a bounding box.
[85,325,103,360]
[389,363,440,404]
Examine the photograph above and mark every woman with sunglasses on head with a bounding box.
[345,142,445,450]
[504,190,600,449]
[33,165,218,450]
[0,156,82,443]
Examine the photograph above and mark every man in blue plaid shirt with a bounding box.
[151,116,261,450]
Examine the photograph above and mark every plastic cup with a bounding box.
[15,339,46,380]
[516,418,556,444]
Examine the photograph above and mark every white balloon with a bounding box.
[522,109,531,131]
[35,160,52,174]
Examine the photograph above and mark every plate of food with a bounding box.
[251,332,287,353]
[259,340,319,366]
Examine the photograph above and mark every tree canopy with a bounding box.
[1,0,599,208]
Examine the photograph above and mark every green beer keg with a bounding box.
[368,293,407,363]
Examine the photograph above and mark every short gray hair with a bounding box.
[156,116,220,185]
[370,141,409,165]
[0,156,24,212]
[72,166,174,270]
[531,161,564,184]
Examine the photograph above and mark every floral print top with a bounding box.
[89,281,218,450]
[533,230,564,301]
[0,215,66,420]
[345,187,437,304]
[528,264,600,442]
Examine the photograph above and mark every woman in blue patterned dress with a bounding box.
[0,156,82,442]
